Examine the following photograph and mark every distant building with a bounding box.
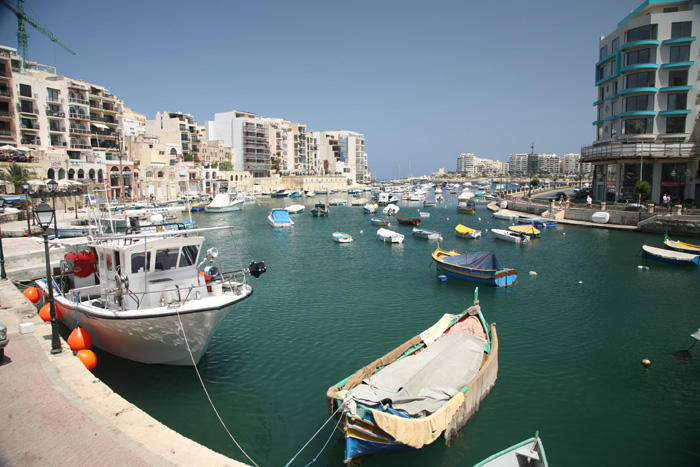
[581,0,699,203]
[508,154,528,174]
[457,153,475,174]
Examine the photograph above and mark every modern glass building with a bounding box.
[581,0,699,204]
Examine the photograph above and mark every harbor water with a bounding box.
[90,193,700,466]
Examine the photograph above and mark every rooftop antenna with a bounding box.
[1,0,76,68]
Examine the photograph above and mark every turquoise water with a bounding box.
[91,194,700,466]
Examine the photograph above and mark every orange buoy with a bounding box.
[38,303,51,322]
[75,349,97,370]
[67,327,92,351]
[23,287,40,303]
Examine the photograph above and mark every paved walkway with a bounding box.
[0,279,247,467]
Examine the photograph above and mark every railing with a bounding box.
[69,127,90,135]
[69,113,89,120]
[0,129,15,137]
[581,141,697,161]
[70,144,91,149]
[0,110,14,118]
[69,98,89,105]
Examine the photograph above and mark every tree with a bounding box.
[635,180,651,202]
[530,178,540,188]
[218,161,233,171]
[0,163,37,193]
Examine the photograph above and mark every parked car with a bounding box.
[549,191,567,201]
[0,321,8,361]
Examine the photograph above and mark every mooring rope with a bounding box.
[175,309,260,467]
[284,400,346,467]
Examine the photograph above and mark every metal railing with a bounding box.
[581,141,698,161]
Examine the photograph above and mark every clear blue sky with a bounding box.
[1,0,644,179]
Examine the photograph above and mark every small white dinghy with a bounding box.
[332,232,354,243]
[492,228,529,244]
[376,227,404,244]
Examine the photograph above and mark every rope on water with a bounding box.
[284,399,346,467]
[175,309,260,467]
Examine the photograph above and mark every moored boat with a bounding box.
[455,224,481,239]
[371,217,391,226]
[492,228,529,243]
[382,203,400,216]
[204,192,244,212]
[35,225,267,365]
[474,431,548,467]
[431,246,517,287]
[332,232,353,243]
[284,204,305,214]
[412,227,442,241]
[377,228,404,244]
[457,198,477,213]
[312,202,329,217]
[664,234,700,254]
[641,244,700,267]
[326,290,498,463]
[396,213,420,226]
[268,208,294,228]
[492,211,518,221]
[329,198,347,206]
[509,224,541,238]
[363,203,378,214]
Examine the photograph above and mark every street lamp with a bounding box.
[34,201,62,354]
[71,188,79,219]
[47,178,59,238]
[21,180,31,236]
[0,198,6,279]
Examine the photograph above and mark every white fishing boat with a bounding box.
[269,208,294,228]
[329,198,347,206]
[284,204,305,214]
[377,227,404,244]
[204,192,244,212]
[492,228,529,244]
[35,224,266,365]
[363,203,378,214]
[332,232,354,243]
[412,228,442,241]
[493,211,518,221]
[383,203,400,216]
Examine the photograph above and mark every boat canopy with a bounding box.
[442,251,503,270]
[271,209,291,223]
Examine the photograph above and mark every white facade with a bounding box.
[508,154,528,173]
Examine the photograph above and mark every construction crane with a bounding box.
[1,0,76,67]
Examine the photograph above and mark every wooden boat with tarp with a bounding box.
[664,234,700,254]
[474,431,548,467]
[455,224,481,238]
[641,244,700,267]
[326,289,498,463]
[431,246,517,287]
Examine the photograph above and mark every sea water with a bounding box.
[92,193,700,466]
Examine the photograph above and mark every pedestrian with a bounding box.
[586,194,592,208]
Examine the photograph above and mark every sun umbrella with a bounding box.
[0,145,16,151]
[15,146,31,152]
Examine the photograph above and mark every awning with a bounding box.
[20,114,37,119]
[179,170,186,176]
[92,123,109,129]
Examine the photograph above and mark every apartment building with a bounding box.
[582,0,699,203]
[457,153,475,174]
[508,154,528,174]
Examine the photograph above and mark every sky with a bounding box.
[0,0,646,179]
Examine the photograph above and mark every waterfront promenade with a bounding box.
[0,274,247,466]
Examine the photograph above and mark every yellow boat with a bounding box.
[508,224,541,238]
[455,224,481,238]
[664,234,700,253]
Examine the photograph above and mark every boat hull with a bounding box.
[642,245,700,267]
[432,249,517,287]
[38,282,252,365]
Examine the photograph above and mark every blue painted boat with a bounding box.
[311,202,329,217]
[326,290,498,463]
[641,245,700,267]
[431,246,517,287]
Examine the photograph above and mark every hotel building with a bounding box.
[582,0,699,204]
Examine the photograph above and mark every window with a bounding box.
[154,248,179,271]
[666,116,685,134]
[47,88,59,102]
[600,45,608,59]
[179,245,199,267]
[668,70,688,87]
[671,21,691,38]
[131,252,151,273]
[20,100,34,113]
[612,80,618,94]
[624,117,653,134]
[626,25,654,42]
[624,95,650,112]
[612,37,620,53]
[625,71,654,88]
[667,93,686,111]
[611,101,618,116]
[19,83,31,97]
[669,45,689,62]
[598,106,604,120]
[611,122,617,137]
[625,48,656,66]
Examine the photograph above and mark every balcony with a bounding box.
[17,104,38,114]
[48,126,66,133]
[0,129,16,138]
[69,127,90,135]
[69,97,89,105]
[70,143,91,149]
[69,113,90,121]
[581,141,697,162]
[20,122,40,131]
[51,141,67,147]
[0,110,15,118]
[0,89,12,98]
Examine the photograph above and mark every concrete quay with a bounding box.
[0,280,247,466]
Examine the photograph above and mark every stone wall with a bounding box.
[637,215,700,237]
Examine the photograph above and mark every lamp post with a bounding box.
[47,178,59,238]
[34,201,62,354]
[21,180,31,236]
[72,188,79,219]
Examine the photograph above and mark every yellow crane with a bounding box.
[1,0,75,67]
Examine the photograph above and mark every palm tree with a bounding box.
[0,163,37,193]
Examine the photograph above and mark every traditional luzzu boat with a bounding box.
[431,246,517,287]
[35,221,267,365]
[455,223,481,239]
[326,289,498,463]
[641,244,700,268]
[312,202,329,217]
[474,431,548,467]
[664,234,700,254]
